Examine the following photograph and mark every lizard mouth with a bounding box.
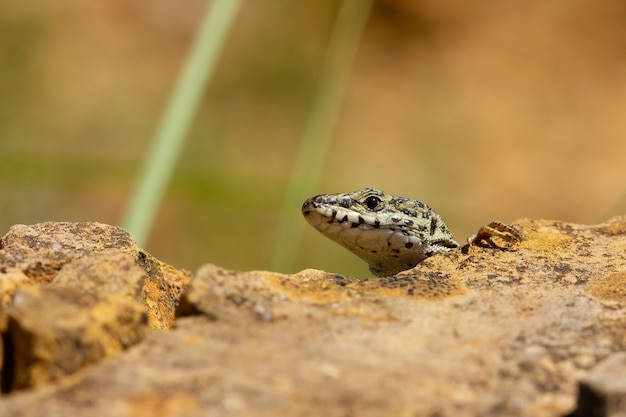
[302,195,380,230]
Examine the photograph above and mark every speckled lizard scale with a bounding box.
[302,188,459,277]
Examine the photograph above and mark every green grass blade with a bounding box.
[269,0,374,272]
[121,0,242,246]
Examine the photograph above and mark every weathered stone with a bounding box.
[0,217,624,416]
[0,222,191,393]
[0,222,191,330]
[569,352,626,417]
[136,250,190,330]
[3,281,145,391]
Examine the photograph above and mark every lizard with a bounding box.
[301,187,521,277]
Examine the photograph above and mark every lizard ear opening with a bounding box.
[430,217,438,236]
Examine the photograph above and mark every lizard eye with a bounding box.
[364,196,382,211]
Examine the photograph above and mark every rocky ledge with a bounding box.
[0,218,625,416]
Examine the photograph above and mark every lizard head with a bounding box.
[301,188,458,277]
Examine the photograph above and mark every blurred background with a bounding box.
[1,0,625,278]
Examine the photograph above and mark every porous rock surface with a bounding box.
[0,222,190,391]
[0,218,625,416]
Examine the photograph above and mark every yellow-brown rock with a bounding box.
[0,222,191,392]
[0,218,625,416]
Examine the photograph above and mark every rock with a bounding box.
[0,222,191,330]
[569,352,626,417]
[0,217,625,416]
[0,222,191,392]
[3,280,145,391]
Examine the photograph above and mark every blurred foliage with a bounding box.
[122,0,243,246]
[1,0,626,278]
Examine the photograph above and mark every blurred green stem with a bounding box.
[269,0,374,271]
[121,0,242,246]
